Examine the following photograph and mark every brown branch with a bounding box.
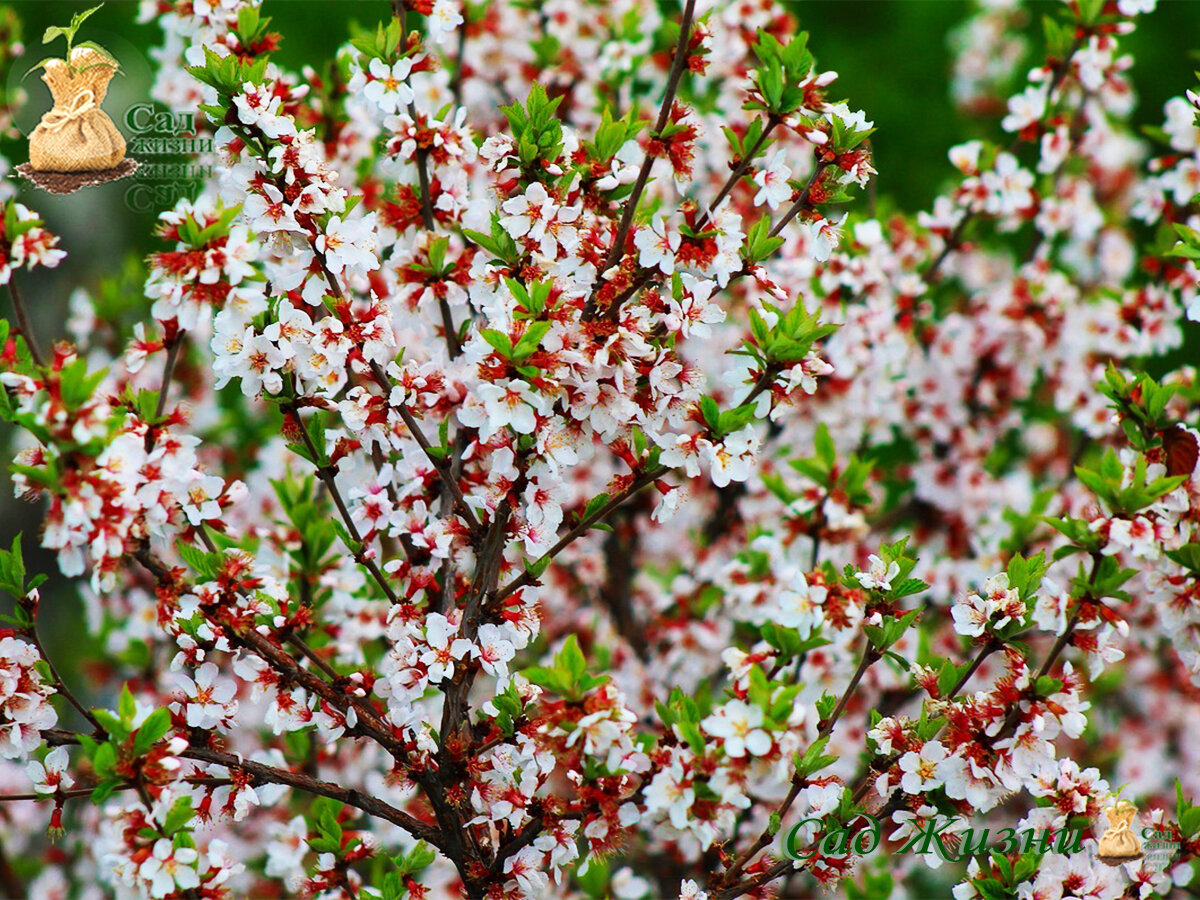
[6,276,43,367]
[285,399,402,606]
[42,728,441,847]
[719,643,879,887]
[700,114,783,229]
[0,838,24,900]
[583,0,697,320]
[145,331,185,452]
[28,623,100,732]
[491,466,665,604]
[370,361,483,538]
[768,161,830,239]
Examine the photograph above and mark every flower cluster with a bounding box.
[0,200,64,285]
[0,1,1198,899]
[0,636,57,758]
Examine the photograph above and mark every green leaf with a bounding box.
[22,56,61,79]
[480,329,514,358]
[118,684,136,723]
[163,795,195,836]
[133,708,171,755]
[396,840,437,876]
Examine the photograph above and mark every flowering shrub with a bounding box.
[0,0,1199,898]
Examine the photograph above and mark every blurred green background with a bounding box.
[0,0,1196,692]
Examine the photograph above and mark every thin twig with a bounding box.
[720,643,880,886]
[7,276,43,367]
[583,0,697,320]
[491,467,664,603]
[43,727,439,846]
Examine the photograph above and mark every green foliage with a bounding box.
[284,409,331,467]
[1165,542,1200,574]
[176,539,225,581]
[233,5,274,50]
[1098,365,1178,451]
[743,216,784,264]
[747,30,816,117]
[524,635,608,702]
[507,277,557,320]
[0,533,45,601]
[271,474,338,603]
[462,218,520,266]
[863,609,920,652]
[769,422,873,507]
[1073,449,1184,516]
[586,107,644,164]
[1177,781,1200,838]
[500,83,564,168]
[846,871,895,900]
[187,45,271,105]
[741,300,838,368]
[80,685,174,804]
[488,681,524,735]
[307,797,353,856]
[746,664,803,730]
[698,395,758,440]
[27,4,118,78]
[348,18,405,62]
[793,735,838,779]
[1069,554,1136,604]
[656,686,709,756]
[1005,551,1048,604]
[761,622,830,659]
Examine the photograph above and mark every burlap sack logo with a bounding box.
[1096,798,1143,866]
[15,5,137,195]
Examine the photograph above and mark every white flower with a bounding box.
[701,699,772,758]
[474,623,516,678]
[703,427,759,489]
[362,56,414,114]
[175,662,237,729]
[503,845,549,895]
[801,213,844,261]
[801,781,843,817]
[645,757,694,829]
[854,554,900,592]
[776,573,827,637]
[500,181,559,244]
[634,216,680,275]
[243,183,301,234]
[898,740,950,794]
[26,746,73,795]
[213,329,286,397]
[428,0,464,44]
[753,150,793,209]
[180,473,226,526]
[422,613,473,683]
[1001,85,1047,133]
[316,215,380,276]
[139,839,200,898]
[457,380,549,439]
[981,152,1034,218]
[951,590,991,638]
[233,82,281,128]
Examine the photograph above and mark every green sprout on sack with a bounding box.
[24,5,120,79]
